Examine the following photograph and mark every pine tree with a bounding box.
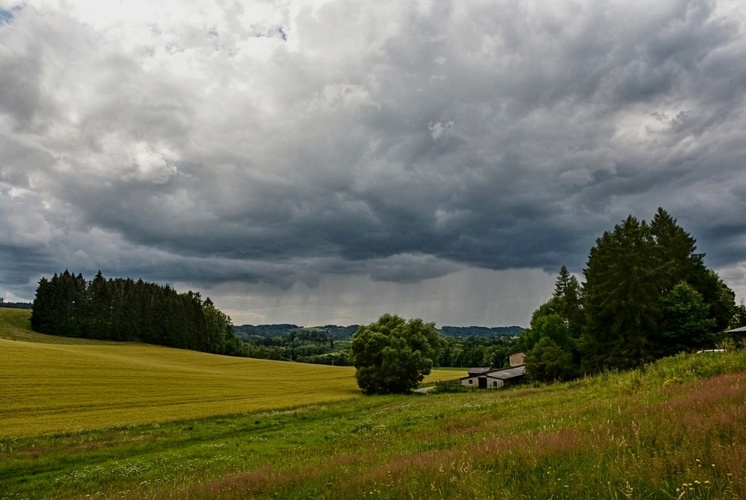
[581,216,659,371]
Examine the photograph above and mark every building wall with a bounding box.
[461,376,505,389]
[509,352,525,367]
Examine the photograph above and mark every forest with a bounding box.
[30,270,242,355]
[520,208,746,382]
[233,323,519,367]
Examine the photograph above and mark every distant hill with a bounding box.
[439,326,524,338]
[234,324,359,341]
[234,323,523,341]
[0,301,32,310]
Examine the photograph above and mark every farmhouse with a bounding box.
[460,365,526,389]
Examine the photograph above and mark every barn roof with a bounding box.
[467,367,494,376]
[486,365,525,380]
[462,365,525,380]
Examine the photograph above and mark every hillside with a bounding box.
[0,309,461,438]
[2,345,745,498]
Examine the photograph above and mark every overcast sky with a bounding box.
[1,0,745,327]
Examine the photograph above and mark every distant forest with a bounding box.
[234,323,523,367]
[0,300,32,309]
[234,324,522,339]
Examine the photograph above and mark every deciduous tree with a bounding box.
[350,314,443,394]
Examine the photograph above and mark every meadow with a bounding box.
[0,309,458,438]
[1,308,745,498]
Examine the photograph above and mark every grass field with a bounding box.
[2,308,745,498]
[0,309,460,438]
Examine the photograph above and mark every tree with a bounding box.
[554,265,583,328]
[350,314,444,395]
[524,337,578,382]
[87,270,112,339]
[521,267,583,380]
[580,216,661,372]
[580,209,734,372]
[30,270,244,357]
[654,282,716,356]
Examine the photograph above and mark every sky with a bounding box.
[1,0,745,328]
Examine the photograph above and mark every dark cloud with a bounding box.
[1,0,745,324]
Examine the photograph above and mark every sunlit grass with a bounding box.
[0,309,463,439]
[0,308,117,344]
[0,339,365,438]
[0,308,363,437]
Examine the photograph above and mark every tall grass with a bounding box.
[2,349,744,499]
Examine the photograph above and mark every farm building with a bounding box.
[460,365,526,389]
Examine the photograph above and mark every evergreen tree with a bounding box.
[30,270,244,356]
[87,271,112,339]
[580,216,660,371]
[580,210,734,373]
[521,267,583,381]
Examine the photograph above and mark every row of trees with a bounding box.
[31,270,242,355]
[238,330,352,365]
[522,208,739,381]
[438,336,516,369]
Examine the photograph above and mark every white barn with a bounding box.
[460,365,526,389]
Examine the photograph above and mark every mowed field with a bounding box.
[0,309,460,438]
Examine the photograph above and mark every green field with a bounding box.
[0,309,459,438]
[1,308,745,498]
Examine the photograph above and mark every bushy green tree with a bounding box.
[654,282,716,356]
[350,314,444,395]
[521,267,583,381]
[580,209,734,372]
[524,337,578,382]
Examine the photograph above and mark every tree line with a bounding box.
[0,300,32,309]
[237,329,353,366]
[31,270,243,355]
[521,208,743,382]
[232,324,518,368]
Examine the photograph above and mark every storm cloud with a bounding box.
[1,0,745,326]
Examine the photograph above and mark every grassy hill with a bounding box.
[2,308,745,498]
[0,309,460,438]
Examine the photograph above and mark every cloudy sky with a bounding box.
[1,0,745,327]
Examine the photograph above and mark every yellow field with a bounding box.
[0,309,462,438]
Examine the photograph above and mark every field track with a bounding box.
[0,309,460,438]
